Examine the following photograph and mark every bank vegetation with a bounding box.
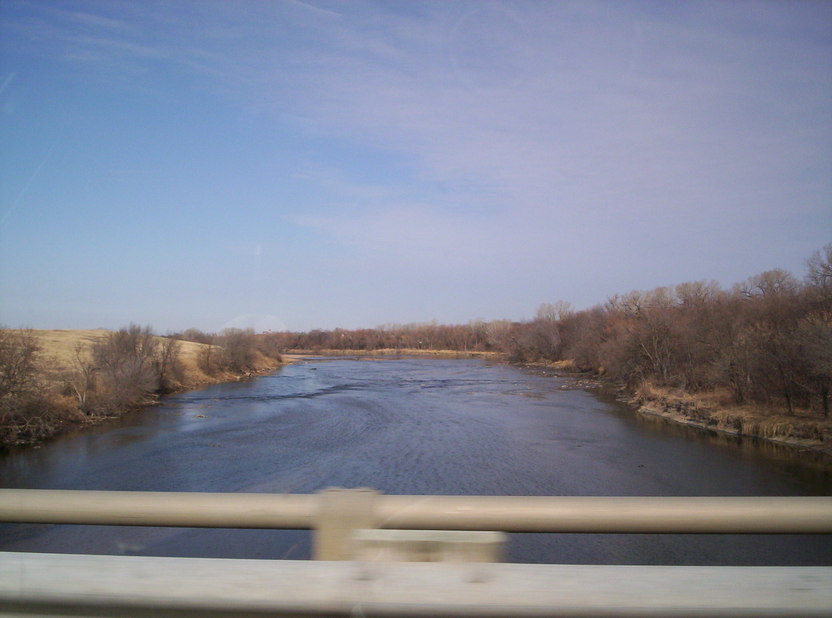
[4,245,829,452]
[0,326,283,448]
[274,244,832,451]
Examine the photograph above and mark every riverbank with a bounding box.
[0,329,285,450]
[516,359,832,458]
[630,382,832,457]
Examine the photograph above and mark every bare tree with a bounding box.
[806,243,832,307]
[154,337,183,393]
[740,269,800,299]
[796,314,832,416]
[0,328,39,405]
[216,328,257,373]
[91,325,159,412]
[68,342,97,413]
[0,328,64,446]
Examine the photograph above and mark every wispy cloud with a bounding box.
[72,34,169,59]
[284,0,342,20]
[13,2,832,234]
[275,3,830,266]
[51,6,126,30]
[0,72,16,95]
[2,0,829,330]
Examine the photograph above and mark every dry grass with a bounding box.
[26,329,222,387]
[24,328,286,383]
[28,329,110,368]
[516,358,578,372]
[634,381,831,452]
[29,329,206,371]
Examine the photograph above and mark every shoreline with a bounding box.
[1,327,290,450]
[1,358,288,451]
[7,347,829,462]
[284,348,500,359]
[632,398,832,459]
[634,404,832,456]
[504,358,831,460]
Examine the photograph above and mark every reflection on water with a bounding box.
[0,358,830,565]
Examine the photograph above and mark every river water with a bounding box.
[1,357,830,565]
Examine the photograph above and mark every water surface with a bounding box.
[1,358,829,564]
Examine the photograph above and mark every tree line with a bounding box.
[270,321,493,353]
[275,244,832,418]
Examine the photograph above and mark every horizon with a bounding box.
[2,1,830,333]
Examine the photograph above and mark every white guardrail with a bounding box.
[1,488,831,616]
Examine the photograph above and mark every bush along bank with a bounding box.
[0,326,284,449]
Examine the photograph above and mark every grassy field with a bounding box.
[27,329,218,386]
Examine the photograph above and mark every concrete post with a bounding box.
[314,487,377,560]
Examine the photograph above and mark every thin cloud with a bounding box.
[49,7,126,31]
[72,35,170,60]
[0,72,16,95]
[284,0,342,20]
[273,3,830,247]
[1,1,829,331]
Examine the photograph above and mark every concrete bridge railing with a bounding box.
[1,488,831,616]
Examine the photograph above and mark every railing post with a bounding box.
[314,487,377,560]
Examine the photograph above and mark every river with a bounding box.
[1,357,830,565]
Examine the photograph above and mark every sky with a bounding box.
[1,0,830,333]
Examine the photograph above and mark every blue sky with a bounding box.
[1,0,830,333]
